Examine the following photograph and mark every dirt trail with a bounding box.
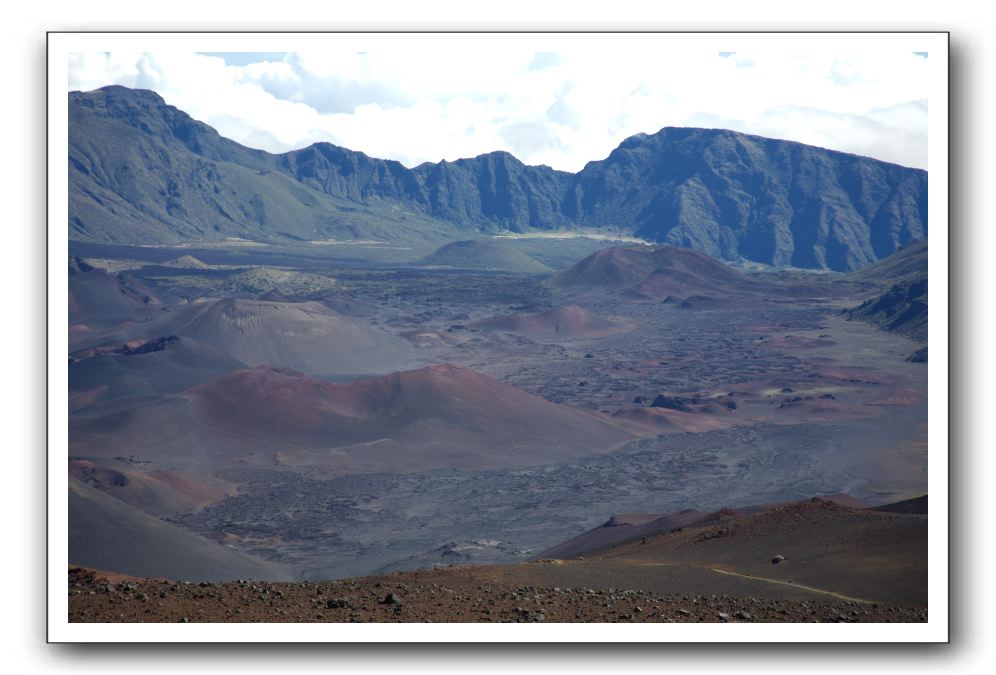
[602,560,875,604]
[707,567,874,604]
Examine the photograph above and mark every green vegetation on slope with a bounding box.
[70,86,928,271]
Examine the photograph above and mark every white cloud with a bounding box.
[68,46,930,171]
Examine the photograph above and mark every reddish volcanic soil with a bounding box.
[184,363,633,469]
[68,497,927,623]
[69,459,230,516]
[68,564,925,624]
[69,363,634,474]
[591,498,927,606]
[536,509,705,560]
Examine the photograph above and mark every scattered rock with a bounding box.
[68,567,926,624]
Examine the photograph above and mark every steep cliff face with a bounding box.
[563,128,927,271]
[69,86,928,271]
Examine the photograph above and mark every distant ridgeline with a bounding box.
[69,86,927,272]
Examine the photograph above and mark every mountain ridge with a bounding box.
[69,85,928,271]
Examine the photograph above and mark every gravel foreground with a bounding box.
[68,566,926,624]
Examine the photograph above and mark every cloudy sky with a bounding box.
[68,43,931,172]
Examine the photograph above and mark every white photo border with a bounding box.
[47,30,949,644]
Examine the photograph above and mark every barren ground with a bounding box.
[68,565,925,624]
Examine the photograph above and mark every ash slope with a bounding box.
[419,240,553,274]
[186,364,633,471]
[533,494,869,561]
[551,244,788,304]
[540,497,927,606]
[848,239,927,286]
[68,497,927,622]
[842,239,928,345]
[70,86,926,271]
[71,364,634,473]
[534,509,705,561]
[848,240,928,284]
[69,335,247,408]
[170,298,415,377]
[846,276,928,342]
[69,478,291,582]
[72,297,417,379]
[68,256,165,324]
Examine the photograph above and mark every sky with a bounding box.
[67,46,930,172]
